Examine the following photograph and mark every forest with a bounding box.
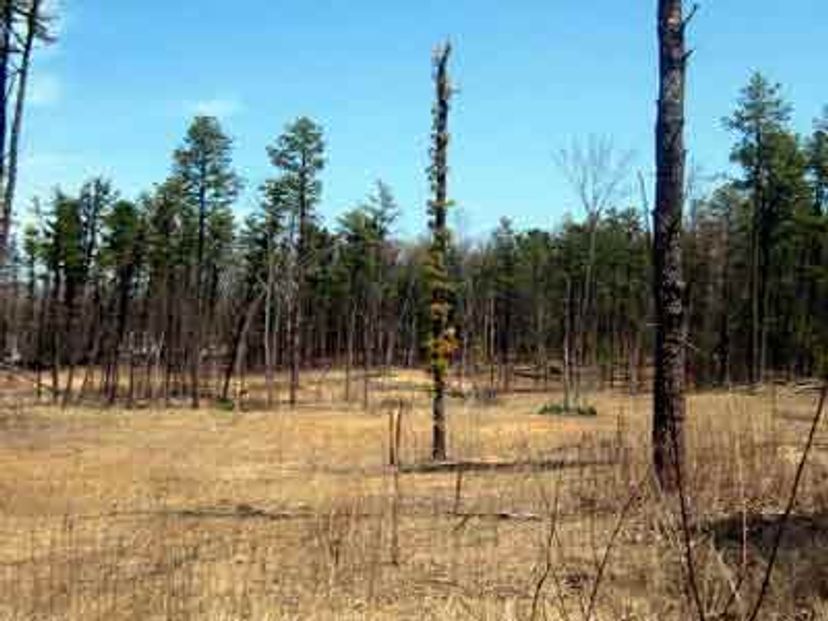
[0,1,827,619]
[3,70,826,410]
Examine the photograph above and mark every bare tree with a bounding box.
[556,136,632,405]
[652,0,690,492]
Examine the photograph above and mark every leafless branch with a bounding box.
[746,381,828,621]
[584,474,648,621]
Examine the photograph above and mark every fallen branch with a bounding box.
[399,456,615,475]
[0,361,62,395]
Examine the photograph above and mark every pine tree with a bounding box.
[266,117,325,407]
[100,199,145,404]
[337,182,398,407]
[724,73,793,384]
[173,115,241,408]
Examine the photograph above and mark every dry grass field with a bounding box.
[0,369,826,620]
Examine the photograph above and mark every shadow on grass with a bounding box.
[708,511,828,600]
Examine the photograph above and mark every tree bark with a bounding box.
[653,0,688,492]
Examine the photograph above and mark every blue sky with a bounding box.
[19,0,828,239]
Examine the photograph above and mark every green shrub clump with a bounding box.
[538,402,597,417]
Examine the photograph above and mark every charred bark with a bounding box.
[653,0,689,492]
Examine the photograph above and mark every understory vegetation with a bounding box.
[0,372,826,620]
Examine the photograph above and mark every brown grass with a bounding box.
[0,370,826,620]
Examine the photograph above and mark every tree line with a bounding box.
[0,45,824,411]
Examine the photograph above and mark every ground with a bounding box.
[0,369,826,620]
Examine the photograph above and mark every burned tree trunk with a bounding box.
[1,0,42,265]
[428,42,454,461]
[0,2,13,226]
[653,0,689,492]
[0,0,52,268]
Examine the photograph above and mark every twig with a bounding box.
[667,396,706,621]
[584,474,648,621]
[712,544,747,618]
[530,476,561,621]
[745,381,827,621]
[682,3,700,30]
[718,431,749,619]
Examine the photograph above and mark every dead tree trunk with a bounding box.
[652,0,689,492]
[289,192,307,408]
[428,42,454,461]
[222,291,264,402]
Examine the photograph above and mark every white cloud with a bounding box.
[34,0,67,59]
[29,73,62,107]
[188,97,244,120]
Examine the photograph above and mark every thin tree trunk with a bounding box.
[0,1,13,238]
[345,306,355,402]
[230,291,263,409]
[264,256,275,409]
[107,267,135,404]
[127,332,136,408]
[290,193,306,407]
[49,274,61,403]
[716,208,732,387]
[35,277,49,402]
[191,159,208,409]
[563,276,573,410]
[61,285,80,408]
[289,285,300,407]
[363,301,374,410]
[488,295,496,391]
[222,291,264,401]
[1,0,41,264]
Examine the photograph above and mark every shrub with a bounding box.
[538,402,597,417]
